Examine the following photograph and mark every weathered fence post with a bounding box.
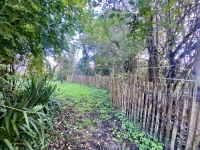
[143,81,149,131]
[186,42,200,150]
[165,84,174,149]
[159,84,167,142]
[154,83,162,137]
[150,82,157,135]
[146,82,153,132]
[170,84,181,149]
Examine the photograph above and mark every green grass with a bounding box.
[54,81,92,100]
[53,81,164,149]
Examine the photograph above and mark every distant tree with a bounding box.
[0,0,93,82]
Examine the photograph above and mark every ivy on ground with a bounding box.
[48,82,163,150]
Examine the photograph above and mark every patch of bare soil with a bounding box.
[47,99,139,150]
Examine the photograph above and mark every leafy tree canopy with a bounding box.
[0,0,94,63]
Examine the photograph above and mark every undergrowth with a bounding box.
[91,89,163,150]
[0,77,61,150]
[56,82,164,150]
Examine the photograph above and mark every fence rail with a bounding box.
[66,75,200,150]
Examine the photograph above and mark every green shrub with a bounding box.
[0,76,60,150]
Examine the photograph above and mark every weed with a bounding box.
[90,87,164,150]
[83,119,94,127]
[55,82,164,150]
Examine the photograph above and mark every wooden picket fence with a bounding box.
[66,75,110,89]
[66,75,200,150]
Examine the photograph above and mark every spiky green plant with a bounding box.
[0,76,59,149]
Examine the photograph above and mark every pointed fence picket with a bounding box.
[66,74,200,149]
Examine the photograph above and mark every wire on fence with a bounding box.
[111,73,200,82]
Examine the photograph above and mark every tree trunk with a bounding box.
[132,57,137,82]
[147,19,159,83]
[50,63,59,78]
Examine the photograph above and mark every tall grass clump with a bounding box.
[0,75,60,150]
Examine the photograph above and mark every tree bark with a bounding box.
[147,16,159,83]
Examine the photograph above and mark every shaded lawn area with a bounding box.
[47,81,163,150]
[55,82,92,100]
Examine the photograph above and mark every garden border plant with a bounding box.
[0,76,60,150]
[91,87,164,150]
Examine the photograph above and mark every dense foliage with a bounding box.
[1,0,199,149]
[0,0,94,78]
[0,76,60,149]
[0,0,94,149]
[75,0,200,86]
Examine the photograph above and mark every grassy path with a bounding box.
[47,82,163,150]
[55,82,92,100]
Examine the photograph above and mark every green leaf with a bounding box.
[38,114,45,147]
[29,120,39,133]
[125,14,131,18]
[119,17,125,22]
[3,139,15,150]
[112,8,122,12]
[0,16,10,25]
[0,108,6,113]
[113,137,122,143]
[92,1,97,7]
[45,117,54,130]
[5,117,10,135]
[0,127,7,140]
[24,140,34,150]
[128,0,135,5]
[11,120,19,138]
[23,111,30,128]
[109,14,115,19]
[33,104,44,112]
[38,117,44,137]
[46,21,50,31]
[112,8,116,11]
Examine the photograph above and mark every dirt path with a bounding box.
[47,98,139,150]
